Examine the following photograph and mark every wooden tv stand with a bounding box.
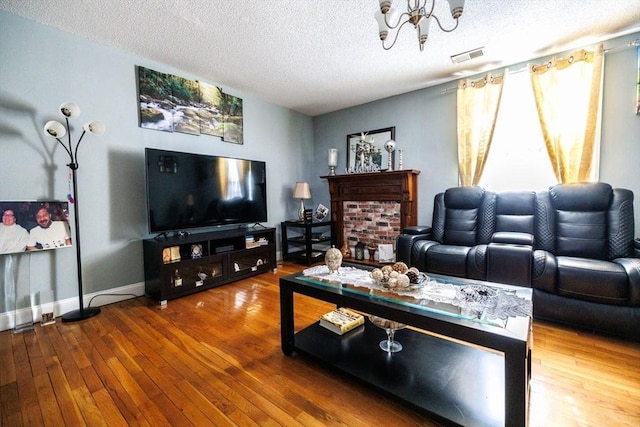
[143,227,276,304]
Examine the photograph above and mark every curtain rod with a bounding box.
[440,38,639,95]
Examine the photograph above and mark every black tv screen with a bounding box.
[145,148,267,233]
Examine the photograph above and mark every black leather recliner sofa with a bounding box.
[396,182,640,340]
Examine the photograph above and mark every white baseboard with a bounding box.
[0,281,145,332]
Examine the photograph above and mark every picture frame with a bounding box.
[346,127,396,172]
[0,201,71,254]
[137,66,244,141]
[314,203,329,221]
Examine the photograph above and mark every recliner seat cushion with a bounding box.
[425,245,470,277]
[557,256,629,305]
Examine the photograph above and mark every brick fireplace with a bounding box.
[343,200,401,247]
[323,170,420,259]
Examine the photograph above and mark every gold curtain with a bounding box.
[457,71,506,186]
[530,44,604,183]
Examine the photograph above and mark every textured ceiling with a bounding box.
[1,0,639,116]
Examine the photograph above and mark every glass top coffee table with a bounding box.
[280,264,532,427]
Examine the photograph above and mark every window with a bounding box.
[479,69,557,192]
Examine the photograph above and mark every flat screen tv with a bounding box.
[145,148,267,234]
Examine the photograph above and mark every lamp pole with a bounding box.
[44,103,104,322]
[62,159,100,321]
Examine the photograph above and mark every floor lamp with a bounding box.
[44,102,105,322]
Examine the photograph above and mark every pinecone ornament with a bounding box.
[406,270,419,284]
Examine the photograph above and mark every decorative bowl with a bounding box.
[373,272,428,291]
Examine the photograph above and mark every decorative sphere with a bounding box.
[381,265,394,275]
[325,247,343,274]
[384,139,396,153]
[392,261,409,274]
[371,268,384,282]
[396,274,410,289]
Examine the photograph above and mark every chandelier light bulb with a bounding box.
[44,120,66,138]
[375,0,465,51]
[59,101,81,119]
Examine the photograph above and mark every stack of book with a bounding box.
[319,308,364,335]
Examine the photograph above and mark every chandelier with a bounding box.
[374,0,465,51]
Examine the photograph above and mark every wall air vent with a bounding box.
[451,47,485,64]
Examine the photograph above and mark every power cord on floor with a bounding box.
[87,293,140,308]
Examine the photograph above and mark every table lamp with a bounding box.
[293,182,311,221]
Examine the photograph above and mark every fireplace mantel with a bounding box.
[321,170,420,250]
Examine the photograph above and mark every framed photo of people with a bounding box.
[0,201,72,255]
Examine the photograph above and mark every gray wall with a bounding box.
[313,32,640,238]
[0,12,314,313]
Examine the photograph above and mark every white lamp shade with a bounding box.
[293,182,312,199]
[44,120,66,138]
[447,0,465,18]
[59,102,80,118]
[374,9,388,36]
[418,15,432,41]
[83,120,106,135]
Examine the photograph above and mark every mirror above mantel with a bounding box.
[346,127,395,173]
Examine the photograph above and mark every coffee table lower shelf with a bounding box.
[293,319,504,427]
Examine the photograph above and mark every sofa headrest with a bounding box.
[549,182,612,211]
[496,191,535,215]
[444,186,485,209]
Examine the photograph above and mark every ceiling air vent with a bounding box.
[451,47,485,64]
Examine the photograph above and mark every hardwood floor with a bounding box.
[1,262,639,426]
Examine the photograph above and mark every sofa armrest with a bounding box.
[403,225,432,236]
[491,232,534,246]
[614,257,640,306]
[634,238,640,258]
[396,231,431,265]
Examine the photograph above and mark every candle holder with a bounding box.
[384,139,396,171]
[328,148,338,175]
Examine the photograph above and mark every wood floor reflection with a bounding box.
[1,262,639,426]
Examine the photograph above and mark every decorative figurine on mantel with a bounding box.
[340,241,351,258]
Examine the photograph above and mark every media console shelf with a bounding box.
[143,227,276,304]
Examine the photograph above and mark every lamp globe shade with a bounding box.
[44,120,66,138]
